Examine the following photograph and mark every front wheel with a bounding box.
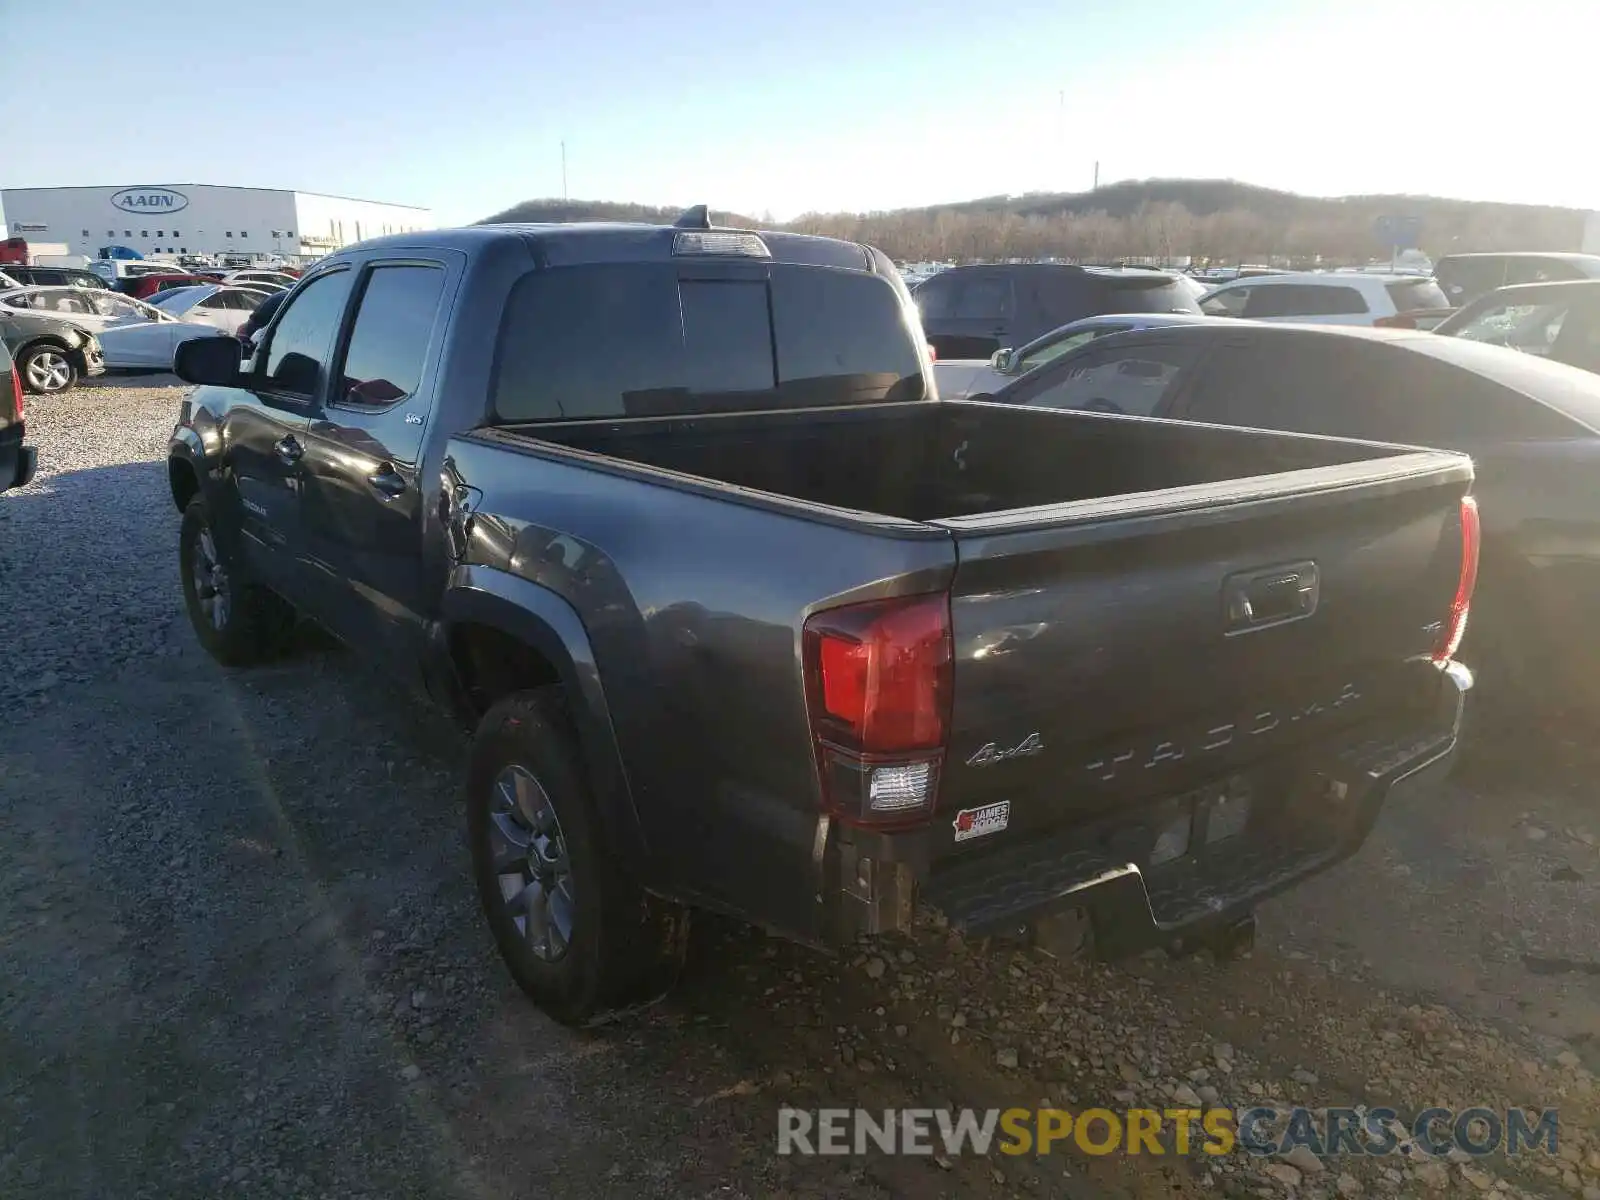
[468,689,687,1025]
[178,497,296,666]
[17,343,78,395]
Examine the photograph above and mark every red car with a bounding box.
[122,274,219,300]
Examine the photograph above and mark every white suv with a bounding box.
[1199,272,1452,329]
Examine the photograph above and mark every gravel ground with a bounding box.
[2,381,1597,1200]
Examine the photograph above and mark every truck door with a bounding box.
[296,258,455,684]
[224,266,356,603]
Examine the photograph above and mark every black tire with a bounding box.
[178,497,296,666]
[17,342,78,395]
[468,689,687,1025]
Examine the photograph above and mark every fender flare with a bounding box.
[440,564,647,869]
[168,431,205,508]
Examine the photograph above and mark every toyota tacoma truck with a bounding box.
[167,212,1478,1024]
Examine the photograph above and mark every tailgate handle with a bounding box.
[1224,561,1319,634]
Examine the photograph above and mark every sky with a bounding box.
[3,0,1596,225]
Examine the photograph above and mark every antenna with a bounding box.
[674,205,712,229]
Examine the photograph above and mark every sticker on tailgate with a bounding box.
[953,801,1010,843]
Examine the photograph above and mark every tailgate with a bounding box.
[927,450,1472,869]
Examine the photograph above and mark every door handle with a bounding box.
[366,464,408,498]
[273,435,303,464]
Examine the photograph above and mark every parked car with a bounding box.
[1434,252,1600,310]
[167,217,1474,1024]
[934,312,1213,400]
[1,309,105,394]
[122,273,223,300]
[912,264,1202,360]
[96,315,226,372]
[0,264,111,291]
[145,284,270,332]
[0,339,36,491]
[225,270,299,290]
[1198,272,1453,328]
[0,285,172,330]
[979,320,1600,709]
[1433,279,1600,374]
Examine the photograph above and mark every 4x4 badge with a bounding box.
[966,732,1043,767]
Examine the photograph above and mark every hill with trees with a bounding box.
[480,180,1588,265]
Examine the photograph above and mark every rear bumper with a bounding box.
[826,661,1470,952]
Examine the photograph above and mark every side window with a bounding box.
[1244,285,1368,318]
[1452,301,1570,355]
[260,271,354,398]
[334,265,447,411]
[1018,328,1107,372]
[1201,286,1249,316]
[1506,258,1581,286]
[1548,301,1600,373]
[1016,342,1201,417]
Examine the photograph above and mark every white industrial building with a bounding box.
[0,184,433,262]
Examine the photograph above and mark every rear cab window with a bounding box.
[492,263,924,421]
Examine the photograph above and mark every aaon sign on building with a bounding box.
[109,187,189,215]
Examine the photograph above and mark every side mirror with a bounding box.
[174,334,243,386]
[989,348,1015,372]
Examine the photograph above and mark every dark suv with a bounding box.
[912,264,1202,359]
[0,340,36,491]
[1434,252,1600,310]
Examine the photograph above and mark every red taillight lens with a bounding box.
[10,359,21,421]
[1433,495,1480,663]
[804,592,952,827]
[1374,314,1418,329]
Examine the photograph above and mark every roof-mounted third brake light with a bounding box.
[673,231,771,258]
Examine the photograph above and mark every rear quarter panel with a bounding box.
[446,433,957,939]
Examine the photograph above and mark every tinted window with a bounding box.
[493,263,921,422]
[261,271,353,397]
[1386,279,1449,311]
[336,265,446,409]
[770,265,923,404]
[1183,337,1577,442]
[913,275,958,319]
[952,275,1013,319]
[1014,341,1201,417]
[1506,258,1585,286]
[1102,278,1202,314]
[1436,257,1506,304]
[1244,284,1368,318]
[29,271,68,287]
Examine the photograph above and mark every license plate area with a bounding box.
[1141,774,1256,868]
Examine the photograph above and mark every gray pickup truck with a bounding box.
[168,212,1477,1024]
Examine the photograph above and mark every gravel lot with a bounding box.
[3,382,1598,1200]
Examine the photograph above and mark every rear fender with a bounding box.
[439,564,647,873]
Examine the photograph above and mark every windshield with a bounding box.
[1447,300,1569,355]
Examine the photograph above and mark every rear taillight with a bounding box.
[926,342,938,362]
[10,360,21,421]
[1374,314,1418,329]
[803,592,952,828]
[1433,495,1480,663]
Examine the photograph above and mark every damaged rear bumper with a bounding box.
[826,661,1470,953]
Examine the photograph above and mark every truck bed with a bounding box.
[511,399,1412,524]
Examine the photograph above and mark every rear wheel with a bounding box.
[17,343,77,395]
[468,689,687,1025]
[178,497,296,666]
